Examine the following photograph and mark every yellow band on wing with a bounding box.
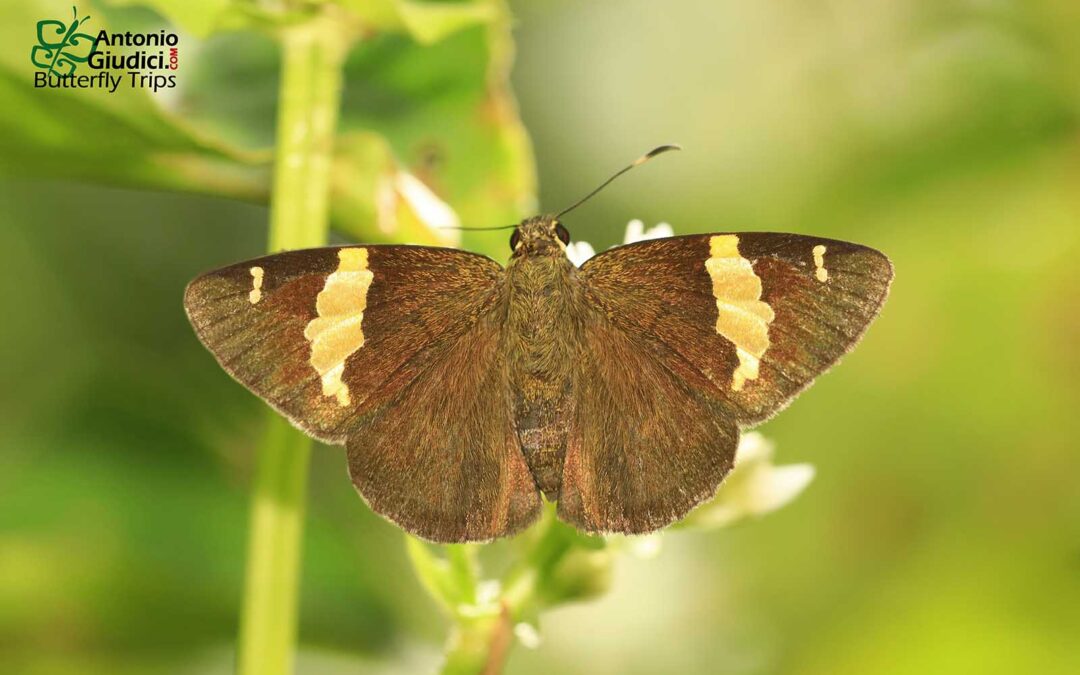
[813,244,828,282]
[248,266,264,304]
[705,235,775,391]
[303,248,373,407]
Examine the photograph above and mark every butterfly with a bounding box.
[184,148,893,543]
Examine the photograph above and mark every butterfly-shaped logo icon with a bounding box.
[31,6,96,76]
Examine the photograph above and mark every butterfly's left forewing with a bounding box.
[185,245,542,542]
[184,245,504,442]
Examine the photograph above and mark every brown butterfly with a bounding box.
[184,147,893,543]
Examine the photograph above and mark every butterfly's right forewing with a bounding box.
[579,233,893,426]
[559,232,892,535]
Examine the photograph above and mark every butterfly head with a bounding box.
[510,216,571,257]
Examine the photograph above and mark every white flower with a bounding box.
[683,432,815,530]
[566,219,673,266]
[376,170,461,245]
[564,240,596,267]
[623,219,674,243]
[514,622,542,649]
[626,533,663,559]
[396,173,459,230]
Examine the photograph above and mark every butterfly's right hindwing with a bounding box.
[557,232,892,535]
[558,311,739,534]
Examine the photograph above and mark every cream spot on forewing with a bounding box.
[813,244,828,282]
[706,235,775,391]
[303,248,373,407]
[248,266,264,304]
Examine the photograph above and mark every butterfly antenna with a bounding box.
[440,224,518,231]
[555,144,681,219]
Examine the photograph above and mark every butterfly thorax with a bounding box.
[505,218,581,499]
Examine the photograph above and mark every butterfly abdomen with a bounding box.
[505,253,581,498]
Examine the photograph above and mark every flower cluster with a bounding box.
[564,218,675,266]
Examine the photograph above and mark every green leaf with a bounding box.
[4,1,534,250]
[331,131,464,245]
[335,16,536,250]
[405,538,479,614]
[183,2,534,248]
[444,544,480,604]
[525,519,610,608]
[499,509,610,615]
[338,0,497,45]
[537,546,612,607]
[0,1,266,196]
[397,0,498,45]
[105,0,238,38]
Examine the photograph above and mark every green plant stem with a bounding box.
[237,13,348,675]
[438,511,549,675]
[238,415,312,675]
[434,506,612,675]
[443,608,514,675]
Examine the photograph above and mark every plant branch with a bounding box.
[443,603,514,675]
[434,506,611,675]
[237,12,349,675]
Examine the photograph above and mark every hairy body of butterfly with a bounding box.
[184,216,892,542]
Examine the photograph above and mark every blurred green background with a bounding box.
[2,0,1078,673]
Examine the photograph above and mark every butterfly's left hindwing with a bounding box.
[579,233,893,426]
[346,308,542,542]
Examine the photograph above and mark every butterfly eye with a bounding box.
[510,229,521,250]
[555,222,571,245]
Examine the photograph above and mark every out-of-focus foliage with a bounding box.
[408,430,814,671]
[0,1,264,199]
[0,0,534,246]
[1,0,1078,674]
